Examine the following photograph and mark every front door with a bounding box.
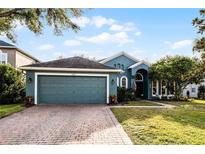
[135,82,144,98]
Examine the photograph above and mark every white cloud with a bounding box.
[109,22,136,32]
[135,31,142,36]
[64,40,81,46]
[78,32,133,45]
[91,16,115,28]
[71,17,90,27]
[172,40,193,49]
[113,32,134,44]
[37,44,54,51]
[78,32,111,44]
[109,24,124,31]
[164,39,193,49]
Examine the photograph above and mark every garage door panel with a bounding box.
[37,75,106,104]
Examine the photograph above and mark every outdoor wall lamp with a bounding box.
[28,77,32,83]
[111,79,115,84]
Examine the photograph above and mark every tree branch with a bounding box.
[0,9,24,18]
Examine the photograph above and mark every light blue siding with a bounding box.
[104,55,137,88]
[26,71,35,97]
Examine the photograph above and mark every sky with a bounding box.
[0,8,201,62]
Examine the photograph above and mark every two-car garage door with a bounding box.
[37,75,107,104]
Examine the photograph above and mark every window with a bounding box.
[120,76,128,89]
[117,77,119,87]
[152,80,158,96]
[136,73,143,81]
[0,51,7,64]
[161,80,167,96]
[169,81,175,95]
[118,63,121,69]
[192,88,196,93]
[121,64,124,70]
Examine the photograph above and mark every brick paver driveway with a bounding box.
[0,105,132,145]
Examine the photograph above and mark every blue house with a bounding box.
[21,51,174,105]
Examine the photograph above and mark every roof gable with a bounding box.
[128,60,150,69]
[99,51,140,64]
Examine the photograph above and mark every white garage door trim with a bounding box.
[34,72,109,105]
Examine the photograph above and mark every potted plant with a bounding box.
[109,95,117,104]
[24,96,34,107]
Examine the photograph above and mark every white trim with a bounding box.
[99,51,140,64]
[135,73,143,81]
[120,76,128,89]
[152,80,159,96]
[0,46,16,49]
[117,77,119,87]
[20,67,123,73]
[34,72,110,105]
[128,60,150,69]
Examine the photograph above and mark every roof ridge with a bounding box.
[21,56,117,70]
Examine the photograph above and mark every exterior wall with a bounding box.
[0,48,16,67]
[104,55,137,88]
[182,81,205,98]
[26,70,118,103]
[16,51,36,68]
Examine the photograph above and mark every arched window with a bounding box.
[136,73,143,81]
[120,76,128,89]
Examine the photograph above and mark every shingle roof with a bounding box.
[0,40,16,47]
[23,56,116,69]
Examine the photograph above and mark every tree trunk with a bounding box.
[175,84,182,101]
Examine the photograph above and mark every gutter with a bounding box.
[19,66,124,73]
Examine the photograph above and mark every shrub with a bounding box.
[0,64,25,104]
[117,87,136,102]
[198,85,205,99]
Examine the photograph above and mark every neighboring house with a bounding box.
[0,40,39,68]
[182,81,205,98]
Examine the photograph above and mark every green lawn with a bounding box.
[111,100,205,144]
[160,99,205,110]
[126,101,161,106]
[191,99,205,104]
[0,103,25,118]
